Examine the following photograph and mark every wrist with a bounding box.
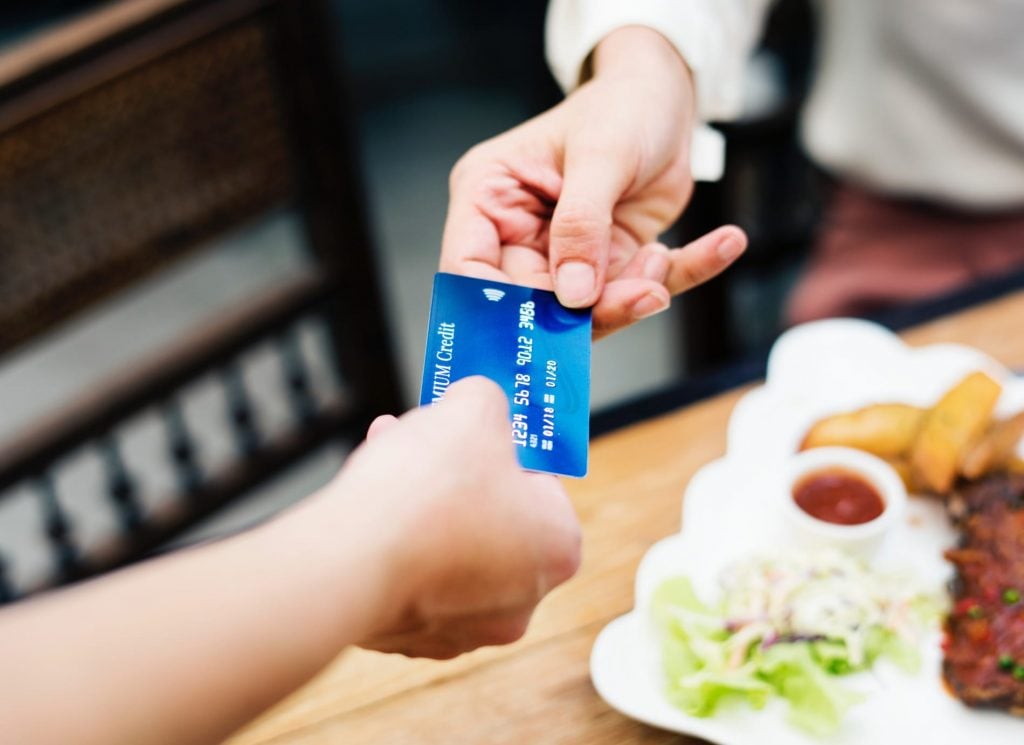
[591,26,693,93]
[255,487,403,647]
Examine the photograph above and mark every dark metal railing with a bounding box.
[0,271,369,601]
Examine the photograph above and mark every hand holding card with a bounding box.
[420,273,591,477]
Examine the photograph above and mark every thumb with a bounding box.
[549,142,630,308]
[438,376,510,429]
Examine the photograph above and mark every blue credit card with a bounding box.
[420,273,591,477]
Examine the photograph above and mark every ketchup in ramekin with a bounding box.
[793,468,886,526]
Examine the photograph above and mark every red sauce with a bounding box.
[792,468,885,525]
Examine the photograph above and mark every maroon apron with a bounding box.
[786,183,1024,325]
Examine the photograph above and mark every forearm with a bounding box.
[547,0,775,121]
[588,26,696,138]
[0,497,390,745]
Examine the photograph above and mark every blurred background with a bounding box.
[0,0,820,597]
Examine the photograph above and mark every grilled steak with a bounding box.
[944,473,1024,714]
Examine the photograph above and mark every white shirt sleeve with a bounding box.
[545,0,773,122]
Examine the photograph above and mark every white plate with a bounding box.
[590,319,1024,745]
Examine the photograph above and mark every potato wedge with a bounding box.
[800,403,926,457]
[910,372,1002,493]
[884,457,918,493]
[959,411,1024,480]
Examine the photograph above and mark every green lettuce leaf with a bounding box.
[864,626,920,673]
[652,577,866,736]
[757,643,865,736]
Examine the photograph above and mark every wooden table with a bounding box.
[225,291,1024,745]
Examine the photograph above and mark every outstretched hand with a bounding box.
[329,377,581,659]
[442,27,746,338]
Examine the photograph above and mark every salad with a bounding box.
[652,550,940,735]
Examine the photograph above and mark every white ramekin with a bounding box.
[780,446,907,556]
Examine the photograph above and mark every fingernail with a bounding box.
[556,262,596,307]
[642,252,669,283]
[631,292,669,320]
[717,235,745,262]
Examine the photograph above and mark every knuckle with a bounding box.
[426,645,463,661]
[438,252,458,273]
[590,301,630,339]
[552,523,583,584]
[542,492,582,586]
[670,254,712,293]
[550,201,609,258]
[480,616,530,647]
[676,262,702,289]
[448,162,466,192]
[448,145,484,191]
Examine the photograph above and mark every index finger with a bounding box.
[439,196,505,281]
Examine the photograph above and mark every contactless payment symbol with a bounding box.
[482,287,506,302]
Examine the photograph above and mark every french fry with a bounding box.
[910,372,1002,494]
[959,411,1024,480]
[800,403,926,457]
